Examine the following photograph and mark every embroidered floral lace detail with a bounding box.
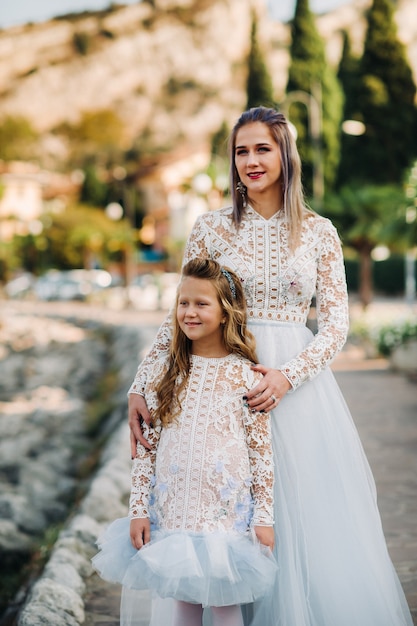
[128,206,348,394]
[129,354,274,532]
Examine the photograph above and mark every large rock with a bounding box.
[0,311,110,616]
[18,578,85,626]
[0,308,155,625]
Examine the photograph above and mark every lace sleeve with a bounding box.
[244,403,274,526]
[281,221,349,390]
[129,422,160,518]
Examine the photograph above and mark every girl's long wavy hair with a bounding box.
[154,258,258,427]
[229,106,314,248]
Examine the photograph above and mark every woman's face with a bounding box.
[234,121,282,198]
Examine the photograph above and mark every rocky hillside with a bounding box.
[0,0,268,152]
[0,0,416,159]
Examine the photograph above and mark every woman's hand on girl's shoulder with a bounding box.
[244,365,291,412]
[130,517,150,550]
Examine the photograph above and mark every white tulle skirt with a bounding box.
[143,321,412,626]
[92,517,278,609]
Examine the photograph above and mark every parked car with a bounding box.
[34,269,112,301]
[127,272,180,311]
[4,273,36,299]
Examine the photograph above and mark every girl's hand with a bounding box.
[130,518,151,550]
[128,393,152,455]
[245,365,291,412]
[254,525,275,550]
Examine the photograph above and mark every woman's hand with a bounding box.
[130,518,150,550]
[128,393,152,455]
[254,525,275,550]
[245,365,291,412]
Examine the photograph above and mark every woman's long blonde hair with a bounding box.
[154,258,258,427]
[229,106,314,248]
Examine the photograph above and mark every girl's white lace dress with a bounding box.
[92,352,278,612]
[126,205,413,626]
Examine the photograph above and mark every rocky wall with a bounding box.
[0,307,158,625]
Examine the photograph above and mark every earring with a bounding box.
[236,181,247,208]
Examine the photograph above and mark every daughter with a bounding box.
[92,258,277,626]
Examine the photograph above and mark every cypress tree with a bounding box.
[355,0,417,184]
[285,0,343,201]
[336,30,363,187]
[246,12,274,110]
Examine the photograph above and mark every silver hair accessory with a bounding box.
[220,268,237,299]
[236,181,247,208]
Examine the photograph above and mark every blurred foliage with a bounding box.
[373,255,407,295]
[286,0,343,198]
[324,184,406,247]
[322,183,407,307]
[0,115,39,161]
[336,30,362,188]
[340,0,417,186]
[210,120,229,162]
[43,205,133,269]
[345,255,406,295]
[0,206,134,277]
[374,318,417,356]
[80,164,110,206]
[73,31,92,55]
[348,312,417,360]
[56,109,126,168]
[165,77,200,96]
[246,12,274,109]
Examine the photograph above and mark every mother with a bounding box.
[127,106,412,625]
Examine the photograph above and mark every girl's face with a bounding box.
[177,276,226,356]
[234,121,282,198]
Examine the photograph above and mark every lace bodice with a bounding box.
[129,206,348,391]
[130,353,274,532]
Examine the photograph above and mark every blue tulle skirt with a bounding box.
[92,517,278,608]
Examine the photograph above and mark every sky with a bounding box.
[0,0,349,30]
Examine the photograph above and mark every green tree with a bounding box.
[336,30,363,188]
[197,120,230,201]
[210,120,229,162]
[0,115,38,161]
[354,0,417,184]
[324,183,406,307]
[58,109,126,168]
[43,205,132,270]
[285,0,343,200]
[73,31,92,55]
[245,12,274,109]
[80,163,110,206]
[382,160,417,252]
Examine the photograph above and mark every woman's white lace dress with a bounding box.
[92,352,277,610]
[128,205,413,625]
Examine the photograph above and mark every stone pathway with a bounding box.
[83,347,417,625]
[333,352,417,624]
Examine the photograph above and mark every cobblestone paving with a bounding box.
[84,349,417,625]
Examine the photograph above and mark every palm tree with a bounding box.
[324,184,406,308]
